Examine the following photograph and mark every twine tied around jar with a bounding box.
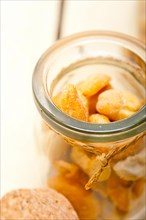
[85,132,146,190]
[42,123,145,190]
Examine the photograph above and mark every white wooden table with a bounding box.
[1,0,142,197]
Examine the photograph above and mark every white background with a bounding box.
[1,0,144,197]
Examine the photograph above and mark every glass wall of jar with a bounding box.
[32,31,146,220]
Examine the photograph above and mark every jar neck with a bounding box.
[32,31,146,143]
[33,93,146,142]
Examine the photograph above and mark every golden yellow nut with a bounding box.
[77,73,111,97]
[87,84,112,115]
[53,84,89,121]
[77,89,89,109]
[96,89,123,121]
[121,91,142,111]
[89,113,110,123]
[116,109,135,120]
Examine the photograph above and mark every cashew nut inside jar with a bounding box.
[32,31,146,220]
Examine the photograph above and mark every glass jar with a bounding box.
[32,31,146,220]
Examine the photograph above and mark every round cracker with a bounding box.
[0,188,79,220]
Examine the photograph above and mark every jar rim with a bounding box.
[32,31,146,142]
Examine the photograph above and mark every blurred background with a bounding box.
[1,0,145,197]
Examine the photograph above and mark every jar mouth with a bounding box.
[32,31,146,142]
